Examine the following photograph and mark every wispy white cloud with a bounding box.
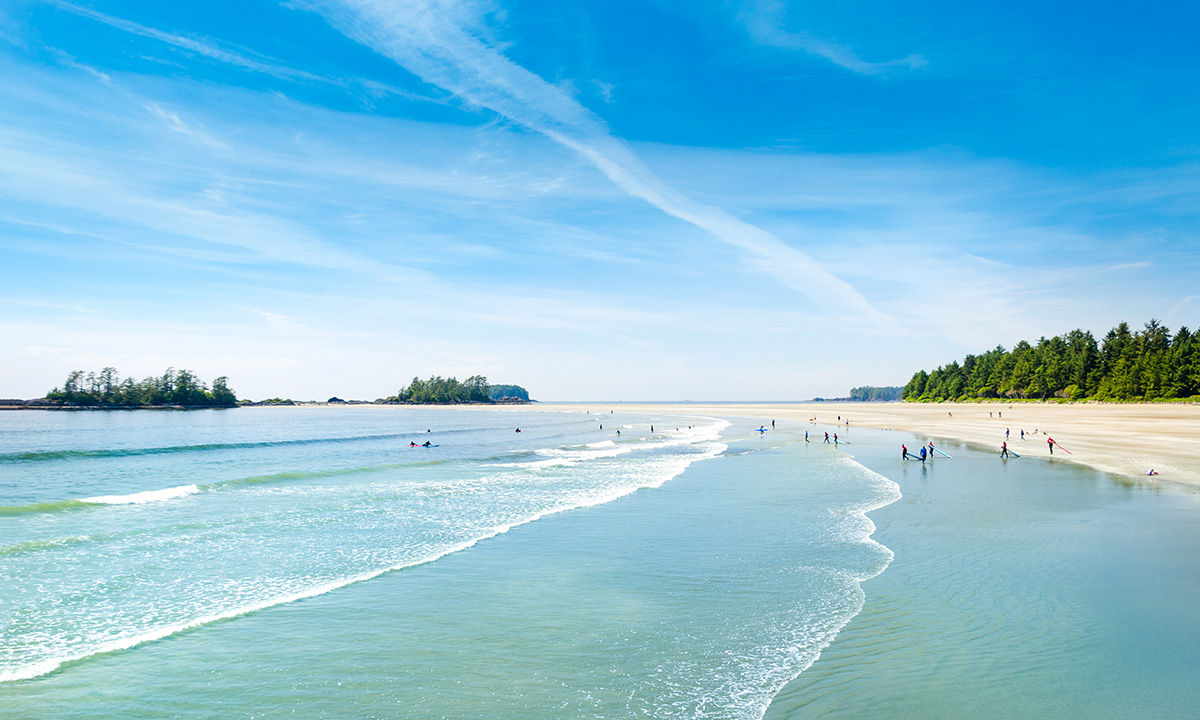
[142,102,229,150]
[46,0,331,84]
[241,307,305,331]
[48,47,112,84]
[305,0,886,320]
[739,0,926,75]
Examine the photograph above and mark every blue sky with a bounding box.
[1,0,1197,400]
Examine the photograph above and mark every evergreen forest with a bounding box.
[45,368,238,407]
[849,386,903,401]
[387,376,529,404]
[903,320,1200,402]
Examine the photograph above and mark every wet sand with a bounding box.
[535,402,1200,487]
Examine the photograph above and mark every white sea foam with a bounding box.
[81,484,200,505]
[746,454,901,720]
[1,420,730,684]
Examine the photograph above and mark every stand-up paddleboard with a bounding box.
[931,446,952,459]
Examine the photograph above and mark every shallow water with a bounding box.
[0,407,895,718]
[4,407,1197,718]
[765,428,1200,718]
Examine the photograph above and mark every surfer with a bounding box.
[928,442,937,458]
[901,444,908,460]
[833,433,839,446]
[1047,437,1055,454]
[1021,429,1025,440]
[771,419,775,429]
[515,428,521,433]
[422,441,432,447]
[409,441,417,447]
[805,431,809,442]
[650,425,654,433]
[823,432,830,444]
[919,446,927,462]
[1147,469,1159,476]
[1001,441,1009,458]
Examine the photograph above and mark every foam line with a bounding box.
[0,426,730,683]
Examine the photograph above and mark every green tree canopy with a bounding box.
[45,368,239,407]
[902,320,1200,402]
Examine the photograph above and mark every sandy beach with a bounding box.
[536,402,1200,488]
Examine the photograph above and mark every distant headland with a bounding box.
[903,320,1199,402]
[1,367,238,409]
[0,370,531,409]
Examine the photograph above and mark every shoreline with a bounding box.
[533,401,1200,488]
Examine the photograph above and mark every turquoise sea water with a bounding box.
[2,407,1198,718]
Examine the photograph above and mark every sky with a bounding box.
[1,0,1198,401]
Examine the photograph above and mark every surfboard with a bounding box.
[755,428,770,433]
[931,447,952,459]
[1054,444,1072,454]
[1007,450,1021,458]
[411,444,440,448]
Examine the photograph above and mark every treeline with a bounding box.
[849,386,903,401]
[903,320,1200,402]
[386,376,530,404]
[45,367,238,407]
[488,384,530,402]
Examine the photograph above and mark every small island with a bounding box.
[382,375,530,404]
[25,367,239,408]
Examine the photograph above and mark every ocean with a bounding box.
[1,406,1197,718]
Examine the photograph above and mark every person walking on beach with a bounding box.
[1047,437,1055,454]
[919,446,927,462]
[1006,428,1010,439]
[928,442,937,459]
[1021,429,1025,440]
[771,419,775,429]
[824,432,830,444]
[902,444,908,460]
[1001,441,1009,458]
[833,433,839,446]
[805,431,809,442]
